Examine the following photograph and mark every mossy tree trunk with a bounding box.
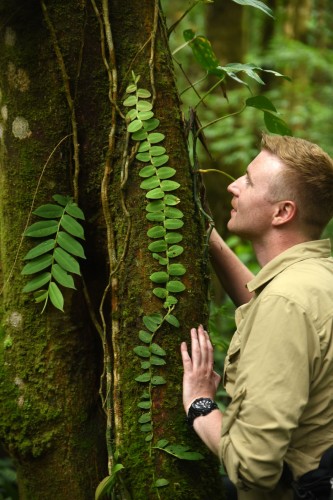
[0,1,223,499]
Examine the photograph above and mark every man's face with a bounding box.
[227,150,284,240]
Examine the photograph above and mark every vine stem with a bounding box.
[198,168,235,182]
[40,0,80,203]
[196,103,247,136]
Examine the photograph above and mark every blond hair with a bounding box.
[261,134,333,237]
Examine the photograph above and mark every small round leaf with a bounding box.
[165,232,183,244]
[146,188,164,200]
[166,280,186,293]
[148,240,167,252]
[140,176,160,190]
[161,180,180,192]
[164,219,184,230]
[147,226,166,238]
[157,167,176,179]
[167,245,184,258]
[150,271,169,283]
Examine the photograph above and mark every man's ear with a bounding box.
[272,200,297,226]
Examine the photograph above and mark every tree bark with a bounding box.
[0,1,223,498]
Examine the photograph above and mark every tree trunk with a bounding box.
[0,1,223,498]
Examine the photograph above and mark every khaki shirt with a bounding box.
[219,240,333,500]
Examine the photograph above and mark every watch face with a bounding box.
[193,398,213,411]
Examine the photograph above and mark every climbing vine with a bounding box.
[123,71,203,491]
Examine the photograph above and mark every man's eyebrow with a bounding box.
[246,169,254,184]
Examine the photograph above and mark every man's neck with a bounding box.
[252,231,311,267]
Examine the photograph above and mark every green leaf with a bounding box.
[143,313,163,332]
[137,101,152,112]
[152,253,168,265]
[139,165,155,177]
[148,240,168,252]
[164,219,184,230]
[147,226,166,238]
[128,120,143,133]
[156,439,169,448]
[140,423,153,432]
[133,346,151,358]
[24,220,58,238]
[150,271,169,284]
[166,280,186,293]
[152,155,169,167]
[148,132,165,143]
[164,194,180,206]
[153,287,168,299]
[150,356,166,366]
[60,214,85,239]
[184,31,220,72]
[65,203,85,220]
[165,232,183,244]
[155,478,170,488]
[126,108,137,121]
[139,330,153,343]
[160,180,180,192]
[34,289,48,303]
[164,295,178,307]
[151,376,166,385]
[162,444,204,461]
[57,231,86,258]
[264,111,292,135]
[150,146,166,156]
[141,361,150,369]
[166,314,180,327]
[137,88,151,98]
[138,413,151,424]
[54,247,81,275]
[51,263,76,289]
[136,152,151,162]
[137,401,152,409]
[145,433,153,442]
[165,207,184,219]
[23,239,55,260]
[21,254,53,275]
[22,272,51,293]
[150,343,166,356]
[48,281,64,311]
[231,0,274,18]
[95,476,115,500]
[126,83,137,93]
[157,167,176,179]
[33,204,64,218]
[246,95,277,112]
[167,245,184,258]
[138,141,150,153]
[142,118,160,131]
[140,176,160,190]
[135,373,151,383]
[53,194,70,206]
[137,111,154,121]
[146,188,165,200]
[123,95,137,106]
[146,200,165,212]
[132,129,148,141]
[146,212,165,222]
[168,263,186,276]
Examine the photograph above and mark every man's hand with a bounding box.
[181,325,221,413]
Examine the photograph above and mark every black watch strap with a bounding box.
[187,397,219,427]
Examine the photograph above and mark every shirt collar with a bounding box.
[247,239,332,293]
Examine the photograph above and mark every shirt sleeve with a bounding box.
[219,293,319,490]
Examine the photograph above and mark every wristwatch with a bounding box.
[187,397,219,427]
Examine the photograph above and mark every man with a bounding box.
[181,134,333,499]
